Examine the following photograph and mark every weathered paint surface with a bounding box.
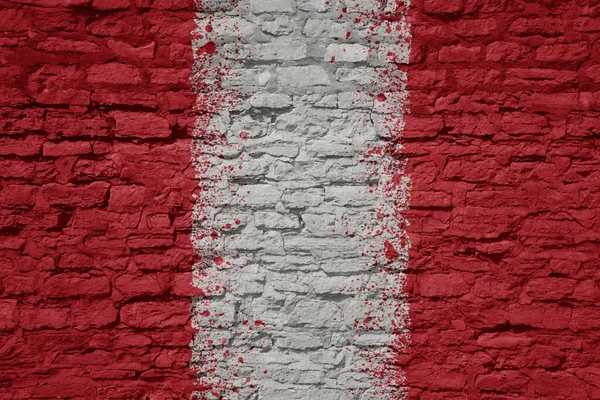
[190,0,412,398]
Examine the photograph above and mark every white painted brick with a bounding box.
[275,332,324,350]
[298,0,331,12]
[258,15,297,35]
[249,42,308,60]
[326,44,370,62]
[250,0,296,14]
[236,184,282,207]
[281,188,325,208]
[250,93,292,109]
[255,211,300,229]
[338,91,374,109]
[303,19,349,38]
[287,299,342,328]
[325,185,375,206]
[277,66,331,88]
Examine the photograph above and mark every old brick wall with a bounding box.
[1,0,599,398]
[0,0,199,398]
[403,0,600,398]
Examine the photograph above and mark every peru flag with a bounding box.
[1,0,599,399]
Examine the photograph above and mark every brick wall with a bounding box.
[1,0,599,399]
[403,0,600,398]
[0,0,198,398]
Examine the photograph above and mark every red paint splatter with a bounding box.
[384,241,400,261]
[197,41,217,55]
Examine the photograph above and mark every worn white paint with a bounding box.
[190,1,411,398]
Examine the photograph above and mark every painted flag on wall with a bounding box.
[0,0,599,399]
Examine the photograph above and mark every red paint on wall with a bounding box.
[0,0,199,398]
[403,0,600,398]
[2,0,600,398]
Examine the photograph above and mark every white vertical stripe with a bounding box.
[191,1,411,398]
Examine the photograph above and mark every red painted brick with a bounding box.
[87,63,143,85]
[536,43,590,63]
[405,0,600,398]
[1,0,598,398]
[40,182,110,207]
[120,301,189,328]
[43,141,93,157]
[113,111,172,138]
[424,0,463,14]
[93,0,130,10]
[438,45,481,63]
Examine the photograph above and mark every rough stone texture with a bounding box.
[1,0,599,398]
[191,0,411,398]
[0,0,199,398]
[403,0,600,398]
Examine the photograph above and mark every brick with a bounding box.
[114,273,165,297]
[20,307,70,330]
[420,273,471,297]
[504,68,577,86]
[71,300,118,329]
[509,17,563,36]
[113,111,171,138]
[477,333,531,349]
[156,91,195,110]
[37,38,100,53]
[449,19,496,37]
[88,15,145,37]
[424,0,463,14]
[250,0,296,13]
[148,68,189,85]
[43,141,93,157]
[0,300,18,330]
[40,275,111,298]
[475,371,530,392]
[93,0,130,10]
[87,64,143,85]
[120,301,189,328]
[536,43,590,63]
[486,41,532,62]
[0,9,29,32]
[107,40,155,60]
[0,136,44,156]
[523,277,576,300]
[0,185,38,206]
[572,17,600,33]
[439,45,481,63]
[40,182,110,207]
[36,88,91,106]
[91,89,157,107]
